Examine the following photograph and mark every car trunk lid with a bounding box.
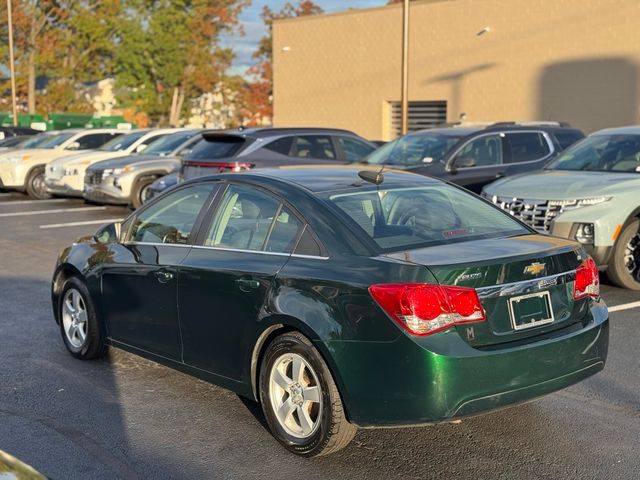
[383,234,590,347]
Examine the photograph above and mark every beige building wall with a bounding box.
[272,0,640,140]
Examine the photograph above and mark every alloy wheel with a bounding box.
[624,228,640,282]
[268,353,323,439]
[32,172,48,199]
[61,288,88,348]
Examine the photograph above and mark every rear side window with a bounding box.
[294,136,336,160]
[264,137,293,156]
[554,131,585,151]
[327,185,528,251]
[186,136,246,160]
[505,132,551,162]
[77,133,119,150]
[205,184,302,254]
[337,136,376,161]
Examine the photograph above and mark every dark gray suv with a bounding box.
[364,122,585,193]
[147,127,377,199]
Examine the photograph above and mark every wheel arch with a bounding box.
[51,264,85,324]
[23,163,46,189]
[249,316,352,421]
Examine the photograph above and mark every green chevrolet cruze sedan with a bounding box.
[483,126,640,290]
[51,166,608,456]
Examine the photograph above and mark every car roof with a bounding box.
[197,165,440,194]
[202,127,363,139]
[593,126,640,136]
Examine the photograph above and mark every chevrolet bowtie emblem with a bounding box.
[524,262,546,275]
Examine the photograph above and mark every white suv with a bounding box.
[0,129,124,199]
[45,128,183,198]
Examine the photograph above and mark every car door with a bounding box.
[444,133,508,192]
[178,182,304,381]
[502,131,554,176]
[101,182,217,359]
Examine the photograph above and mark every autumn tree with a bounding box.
[115,0,249,126]
[241,0,323,126]
[0,0,122,114]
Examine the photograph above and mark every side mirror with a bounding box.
[135,144,148,153]
[66,141,80,151]
[450,156,476,173]
[95,222,122,244]
[178,148,192,158]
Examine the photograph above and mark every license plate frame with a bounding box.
[508,291,554,331]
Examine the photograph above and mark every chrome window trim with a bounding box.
[476,270,576,300]
[191,244,329,260]
[123,241,192,248]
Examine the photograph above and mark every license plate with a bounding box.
[508,291,554,330]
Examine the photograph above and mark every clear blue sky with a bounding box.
[222,0,388,76]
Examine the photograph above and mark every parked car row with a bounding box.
[1,121,638,291]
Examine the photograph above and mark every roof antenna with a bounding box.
[358,164,386,185]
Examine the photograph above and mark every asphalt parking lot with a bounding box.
[0,192,639,480]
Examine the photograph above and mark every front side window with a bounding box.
[128,184,214,244]
[365,133,464,166]
[205,184,302,253]
[506,132,551,163]
[337,136,376,161]
[327,184,528,251]
[452,134,504,168]
[547,134,640,173]
[294,136,336,160]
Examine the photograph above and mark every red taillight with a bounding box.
[574,257,599,300]
[182,161,254,172]
[369,283,486,336]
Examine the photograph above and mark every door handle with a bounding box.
[153,269,174,283]
[236,277,260,292]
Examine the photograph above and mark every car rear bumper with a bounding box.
[83,184,129,205]
[323,300,608,427]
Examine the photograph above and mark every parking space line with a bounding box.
[609,301,640,313]
[0,206,106,218]
[40,218,123,229]
[0,199,71,206]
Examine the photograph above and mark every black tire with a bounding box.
[259,331,356,457]
[58,277,107,359]
[25,166,51,200]
[131,176,157,209]
[607,219,640,291]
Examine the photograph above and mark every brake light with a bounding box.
[182,160,254,172]
[574,257,599,300]
[369,283,486,336]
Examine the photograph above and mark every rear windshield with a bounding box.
[184,136,246,160]
[327,184,529,251]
